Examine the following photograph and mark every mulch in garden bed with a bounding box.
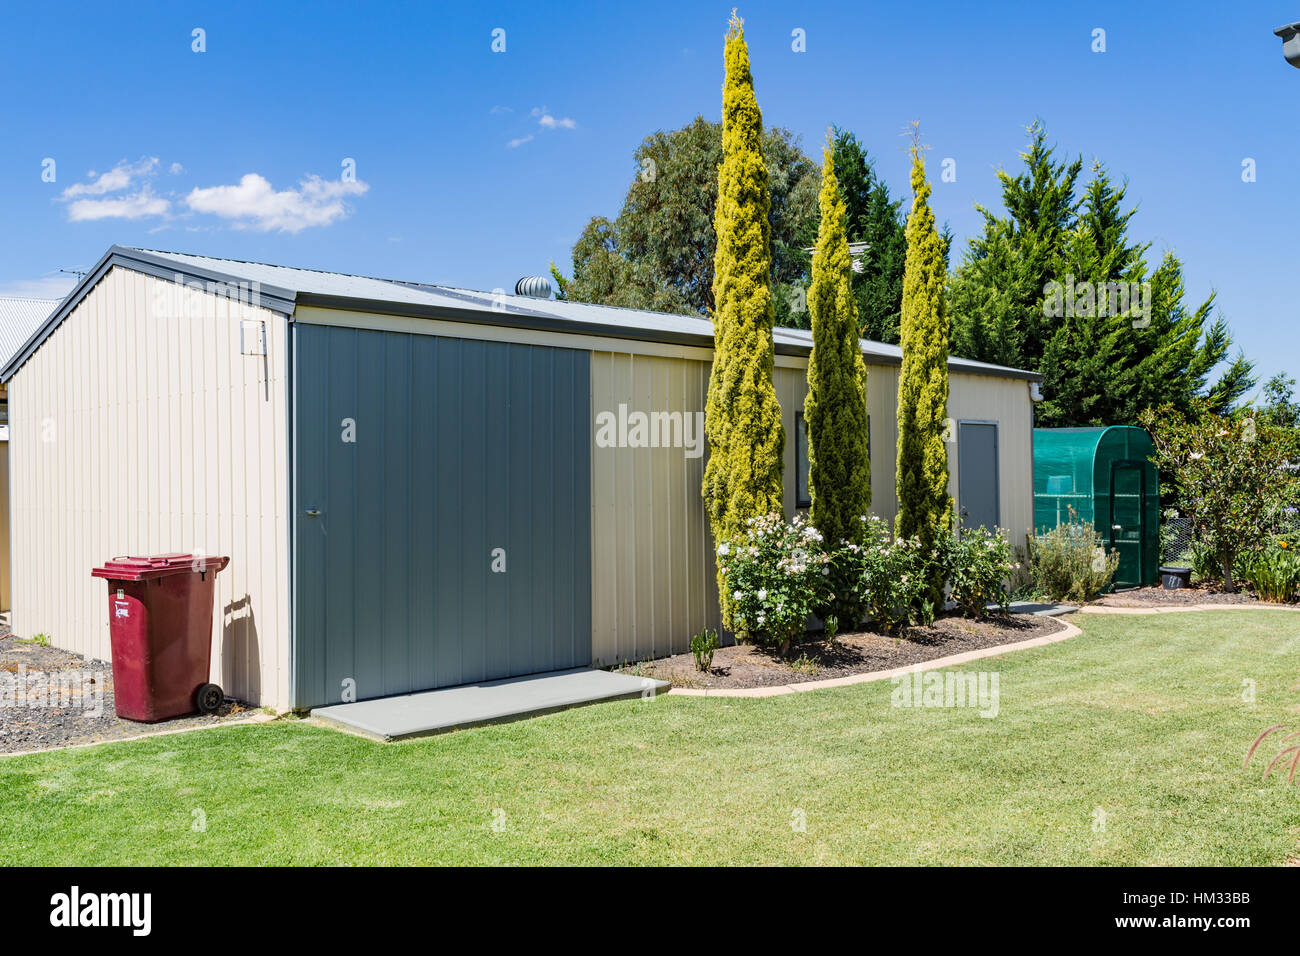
[0,629,259,755]
[620,612,1067,690]
[1090,585,1274,608]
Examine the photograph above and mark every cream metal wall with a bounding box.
[589,351,720,665]
[7,266,291,709]
[0,437,10,612]
[590,352,1034,666]
[947,372,1035,550]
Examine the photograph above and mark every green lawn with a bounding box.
[3,610,1299,865]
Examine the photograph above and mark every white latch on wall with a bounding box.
[241,320,266,356]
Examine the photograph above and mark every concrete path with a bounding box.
[1080,603,1300,616]
[311,668,671,742]
[1006,601,1079,616]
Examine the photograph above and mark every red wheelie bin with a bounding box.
[91,553,230,722]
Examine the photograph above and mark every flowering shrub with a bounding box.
[837,516,931,632]
[720,513,1020,642]
[716,513,831,648]
[1140,402,1300,591]
[818,514,887,631]
[944,526,1016,617]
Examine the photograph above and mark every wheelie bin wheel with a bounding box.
[195,683,224,715]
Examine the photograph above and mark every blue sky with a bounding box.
[1,1,1295,394]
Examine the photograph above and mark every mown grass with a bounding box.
[2,611,1299,865]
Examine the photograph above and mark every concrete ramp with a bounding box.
[310,668,670,741]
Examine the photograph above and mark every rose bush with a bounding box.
[943,525,1017,617]
[717,513,1020,644]
[716,513,831,650]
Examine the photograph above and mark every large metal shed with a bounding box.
[2,246,1042,711]
[0,295,60,614]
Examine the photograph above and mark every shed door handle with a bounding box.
[305,509,321,517]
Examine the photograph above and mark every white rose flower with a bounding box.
[757,588,768,602]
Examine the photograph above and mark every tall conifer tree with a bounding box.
[703,12,785,624]
[806,140,871,549]
[896,136,953,605]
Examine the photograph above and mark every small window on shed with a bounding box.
[796,411,811,509]
[797,412,871,512]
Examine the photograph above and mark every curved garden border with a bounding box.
[667,603,1300,699]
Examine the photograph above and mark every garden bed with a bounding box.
[619,612,1067,690]
[1090,585,1276,608]
[0,630,257,755]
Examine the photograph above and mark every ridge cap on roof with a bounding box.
[128,247,474,295]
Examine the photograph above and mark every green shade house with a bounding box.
[1033,426,1160,588]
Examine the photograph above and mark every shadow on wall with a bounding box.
[221,593,260,704]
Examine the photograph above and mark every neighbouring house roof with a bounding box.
[0,296,59,374]
[1,246,1042,383]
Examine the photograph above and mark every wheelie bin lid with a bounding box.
[91,553,230,581]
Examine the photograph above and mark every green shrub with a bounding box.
[822,614,839,645]
[717,513,831,650]
[1241,540,1300,603]
[849,517,932,631]
[690,628,720,671]
[1029,513,1119,602]
[945,526,1016,617]
[790,652,820,675]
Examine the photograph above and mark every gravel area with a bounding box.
[620,613,1068,690]
[1091,585,1276,608]
[0,628,259,755]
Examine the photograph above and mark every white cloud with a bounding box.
[531,106,576,130]
[67,187,170,222]
[506,135,535,149]
[169,162,185,175]
[184,173,370,233]
[61,157,159,199]
[0,275,78,299]
[490,105,513,114]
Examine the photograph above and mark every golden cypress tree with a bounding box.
[895,138,953,604]
[703,11,785,625]
[806,139,871,548]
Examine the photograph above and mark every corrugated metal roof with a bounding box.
[0,296,58,370]
[123,248,1038,380]
[1,246,1042,382]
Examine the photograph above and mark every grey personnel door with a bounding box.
[957,421,1000,532]
[291,324,592,709]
